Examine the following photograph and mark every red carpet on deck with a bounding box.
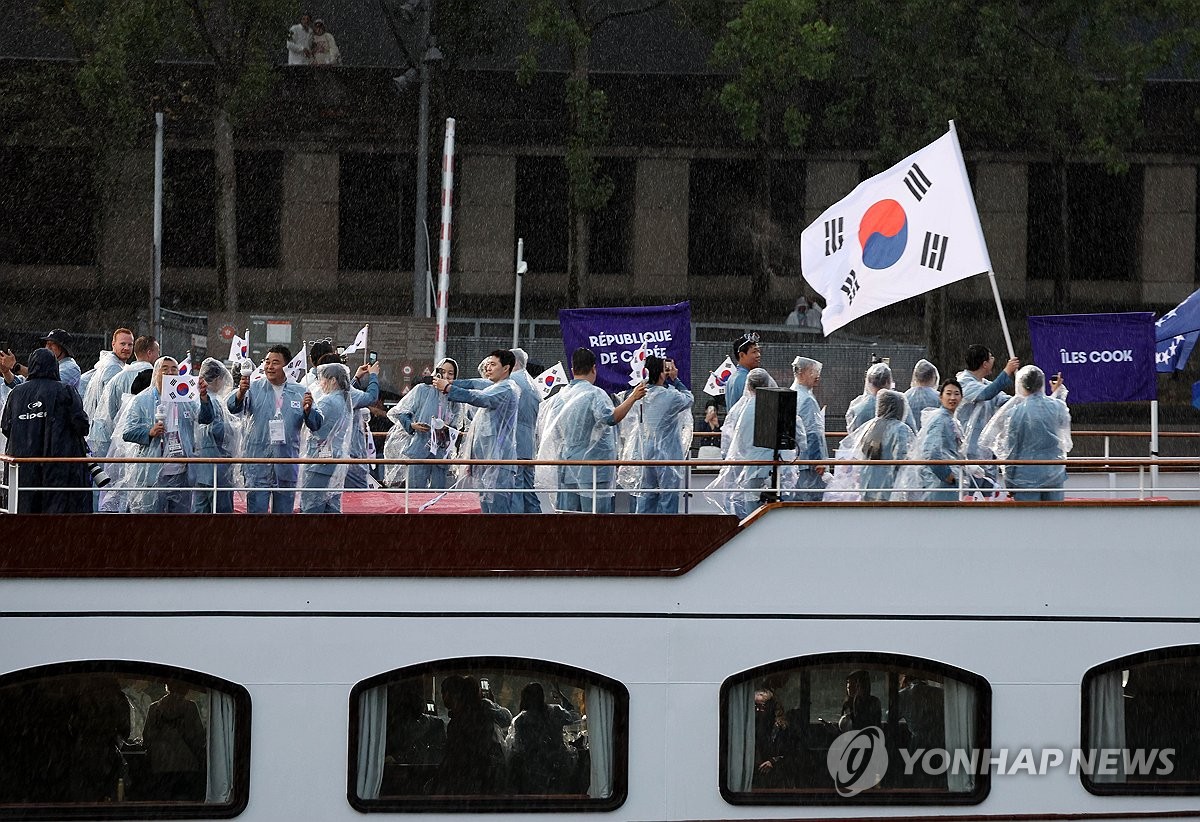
[232,490,482,514]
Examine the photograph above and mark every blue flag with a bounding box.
[1028,312,1156,403]
[1155,287,1200,372]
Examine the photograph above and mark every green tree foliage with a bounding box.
[519,0,667,307]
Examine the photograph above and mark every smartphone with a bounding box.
[368,350,379,365]
[336,345,345,356]
[0,341,10,353]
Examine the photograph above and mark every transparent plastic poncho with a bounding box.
[299,364,355,510]
[108,380,200,514]
[616,382,695,497]
[826,389,914,502]
[979,365,1072,492]
[383,380,464,487]
[454,376,521,504]
[535,380,619,495]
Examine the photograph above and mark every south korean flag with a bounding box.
[164,374,199,402]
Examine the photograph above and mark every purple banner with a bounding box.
[1027,312,1156,403]
[559,302,692,393]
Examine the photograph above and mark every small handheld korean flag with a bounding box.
[801,123,992,336]
[176,354,192,378]
[284,348,308,383]
[164,374,199,402]
[703,356,736,397]
[534,362,567,399]
[250,360,266,383]
[228,335,248,363]
[342,325,369,356]
[628,342,650,387]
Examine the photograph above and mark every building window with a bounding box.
[589,158,635,275]
[515,156,568,274]
[720,653,990,805]
[1027,163,1143,282]
[1082,645,1200,794]
[0,147,97,266]
[163,150,282,269]
[338,152,415,271]
[348,657,628,812]
[689,159,755,277]
[236,151,282,269]
[0,661,251,818]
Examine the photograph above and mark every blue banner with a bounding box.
[559,302,692,393]
[1028,312,1157,403]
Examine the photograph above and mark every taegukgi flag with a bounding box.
[534,362,567,399]
[801,123,992,336]
[284,348,308,383]
[343,325,369,355]
[228,334,248,363]
[163,374,199,402]
[703,356,736,397]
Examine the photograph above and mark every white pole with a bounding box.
[364,324,370,367]
[433,118,456,366]
[152,112,164,344]
[949,120,1014,359]
[1150,399,1159,493]
[512,237,526,348]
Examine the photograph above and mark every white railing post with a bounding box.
[1138,465,1145,501]
[7,462,17,514]
[958,462,966,500]
[1105,436,1115,498]
[212,461,219,513]
[591,464,598,514]
[683,456,691,514]
[404,463,410,514]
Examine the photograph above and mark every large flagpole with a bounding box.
[433,118,456,366]
[949,120,1015,359]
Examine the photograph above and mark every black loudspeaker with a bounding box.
[753,388,797,450]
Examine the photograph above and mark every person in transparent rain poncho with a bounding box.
[955,343,1020,478]
[786,356,828,501]
[617,355,694,514]
[192,358,241,512]
[844,361,916,435]
[720,368,777,459]
[828,389,915,502]
[93,337,160,509]
[299,362,353,513]
[509,349,544,513]
[384,357,464,490]
[979,364,1071,501]
[904,359,941,432]
[432,349,522,513]
[705,368,776,518]
[535,347,645,513]
[114,356,221,513]
[896,378,969,502]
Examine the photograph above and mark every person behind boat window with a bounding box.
[787,356,827,502]
[142,679,206,801]
[835,670,882,732]
[623,354,694,515]
[429,675,505,795]
[480,679,513,746]
[725,332,762,409]
[896,673,944,751]
[228,345,317,513]
[535,347,645,513]
[904,359,941,432]
[432,350,521,513]
[979,364,1071,502]
[384,357,463,490]
[66,674,134,802]
[752,687,796,789]
[902,377,967,502]
[955,343,1020,482]
[850,389,914,502]
[386,681,446,769]
[506,682,580,793]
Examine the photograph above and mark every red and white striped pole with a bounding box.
[433,118,456,366]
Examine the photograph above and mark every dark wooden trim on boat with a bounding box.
[0,514,742,578]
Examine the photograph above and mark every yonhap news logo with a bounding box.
[827,727,888,797]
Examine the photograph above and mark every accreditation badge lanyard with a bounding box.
[164,404,185,459]
[269,387,286,444]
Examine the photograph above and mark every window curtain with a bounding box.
[586,685,614,799]
[943,677,977,794]
[205,690,236,803]
[1089,670,1127,784]
[725,680,755,793]
[357,686,388,800]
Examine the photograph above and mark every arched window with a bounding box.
[0,660,251,819]
[1082,645,1200,794]
[720,652,990,805]
[348,657,628,812]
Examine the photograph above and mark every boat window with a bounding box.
[1082,645,1200,795]
[348,657,628,812]
[0,661,251,819]
[720,653,991,805]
